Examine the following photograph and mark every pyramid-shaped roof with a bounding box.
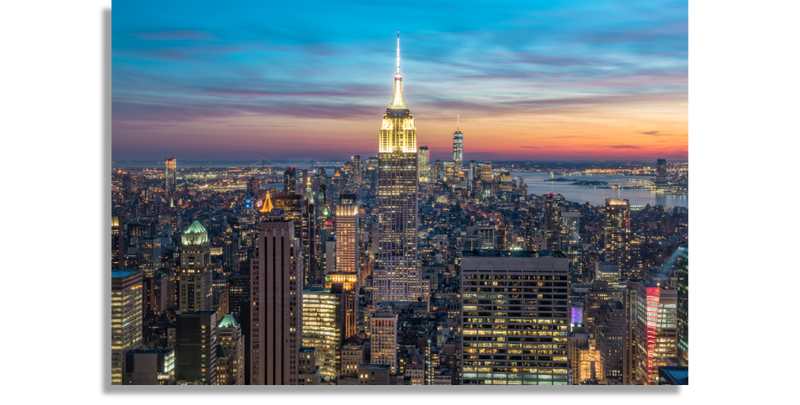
[260,191,274,213]
[185,220,207,234]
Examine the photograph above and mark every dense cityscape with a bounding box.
[111,37,688,387]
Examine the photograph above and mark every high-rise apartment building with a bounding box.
[335,204,359,275]
[655,159,668,191]
[635,283,678,385]
[175,312,217,385]
[284,167,297,194]
[418,146,430,183]
[370,304,398,373]
[250,214,303,385]
[217,314,245,385]
[112,270,143,385]
[178,221,212,312]
[301,286,356,381]
[604,198,631,274]
[374,34,422,303]
[112,216,124,270]
[460,251,570,385]
[675,248,689,362]
[622,279,641,385]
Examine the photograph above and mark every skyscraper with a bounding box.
[635,283,678,385]
[112,270,143,385]
[655,159,668,191]
[178,221,213,312]
[250,213,303,385]
[370,304,398,373]
[301,286,356,381]
[418,146,430,183]
[175,312,217,385]
[165,157,176,195]
[284,167,297,194]
[112,216,124,270]
[374,33,422,303]
[604,198,631,274]
[460,251,571,385]
[217,314,245,385]
[544,192,561,251]
[674,248,689,362]
[335,204,359,274]
[453,114,463,169]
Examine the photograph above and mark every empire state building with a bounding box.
[374,33,422,303]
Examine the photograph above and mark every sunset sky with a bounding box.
[112,0,687,162]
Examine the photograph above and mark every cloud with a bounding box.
[519,146,539,149]
[607,145,642,149]
[129,30,217,41]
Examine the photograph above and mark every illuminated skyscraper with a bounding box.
[165,157,176,194]
[178,221,213,312]
[370,304,398,373]
[418,146,430,183]
[544,192,561,251]
[460,251,570,385]
[175,312,217,385]
[374,33,422,303]
[453,114,463,169]
[635,283,678,385]
[674,248,689,362]
[604,198,631,274]
[112,270,143,385]
[217,314,245,385]
[284,167,297,194]
[301,285,356,381]
[250,214,303,385]
[335,204,359,274]
[655,159,668,191]
[112,216,124,270]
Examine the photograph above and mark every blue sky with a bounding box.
[112,0,687,161]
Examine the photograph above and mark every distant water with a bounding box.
[515,171,688,209]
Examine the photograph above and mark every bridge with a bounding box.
[247,158,345,170]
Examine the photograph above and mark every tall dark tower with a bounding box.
[655,159,668,191]
[374,33,422,303]
[284,167,297,194]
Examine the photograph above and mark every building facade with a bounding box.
[112,270,143,385]
[460,251,570,385]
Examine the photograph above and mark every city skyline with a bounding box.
[112,0,687,162]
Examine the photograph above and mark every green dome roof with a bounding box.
[186,220,207,234]
[218,314,239,329]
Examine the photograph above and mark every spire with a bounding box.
[389,32,406,108]
[260,190,273,213]
[457,113,460,130]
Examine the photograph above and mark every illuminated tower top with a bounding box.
[453,114,463,163]
[389,32,406,109]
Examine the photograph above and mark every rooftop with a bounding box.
[111,269,140,278]
[462,249,567,258]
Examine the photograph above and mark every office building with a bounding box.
[112,270,143,385]
[217,314,245,385]
[595,262,620,281]
[112,216,124,270]
[175,312,217,385]
[374,34,422,303]
[370,305,398,373]
[301,286,356,381]
[335,204,359,275]
[460,250,570,385]
[655,159,668,191]
[178,221,213,312]
[453,114,463,169]
[635,283,678,385]
[122,348,175,385]
[604,198,631,275]
[284,167,297,194]
[675,248,689,362]
[250,214,303,385]
[598,301,626,383]
[139,237,161,277]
